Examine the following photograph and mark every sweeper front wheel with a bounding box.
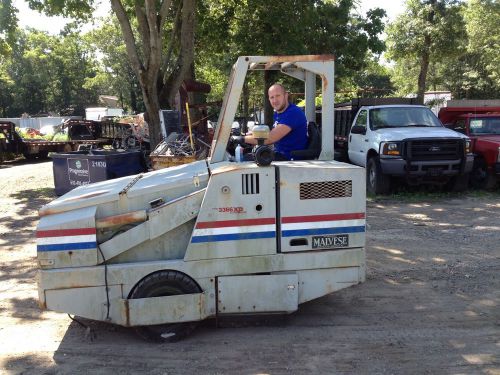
[128,270,201,342]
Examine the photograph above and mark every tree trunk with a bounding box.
[263,70,276,126]
[416,40,430,105]
[140,79,162,148]
[162,0,196,108]
[417,1,436,105]
[130,82,138,113]
[242,80,249,133]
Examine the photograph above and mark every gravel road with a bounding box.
[0,159,499,374]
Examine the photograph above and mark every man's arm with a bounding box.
[243,123,291,145]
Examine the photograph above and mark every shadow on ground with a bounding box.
[1,187,55,242]
[0,157,50,169]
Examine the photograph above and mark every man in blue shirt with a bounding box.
[238,83,308,160]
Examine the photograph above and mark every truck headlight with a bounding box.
[465,140,471,154]
[381,142,401,156]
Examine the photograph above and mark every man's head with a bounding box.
[268,83,289,113]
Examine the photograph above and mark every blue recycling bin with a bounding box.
[52,149,146,195]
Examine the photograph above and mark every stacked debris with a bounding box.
[149,133,209,170]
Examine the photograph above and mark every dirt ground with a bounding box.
[0,159,499,375]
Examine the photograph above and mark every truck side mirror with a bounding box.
[350,125,366,135]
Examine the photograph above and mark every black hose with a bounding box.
[97,245,111,321]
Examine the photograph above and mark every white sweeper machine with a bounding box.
[36,55,366,342]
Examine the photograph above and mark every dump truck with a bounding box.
[439,100,500,189]
[36,55,366,342]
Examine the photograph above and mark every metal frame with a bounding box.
[209,55,335,163]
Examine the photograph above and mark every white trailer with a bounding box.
[37,55,366,342]
[85,107,123,121]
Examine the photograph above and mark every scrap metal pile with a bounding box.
[150,134,197,157]
[149,133,209,170]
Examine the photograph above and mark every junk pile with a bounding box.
[149,133,209,170]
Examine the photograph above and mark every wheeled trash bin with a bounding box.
[52,149,146,195]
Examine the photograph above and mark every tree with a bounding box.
[0,62,14,116]
[196,0,386,121]
[112,0,195,147]
[387,0,500,99]
[463,0,500,93]
[386,0,465,103]
[28,0,197,148]
[352,55,395,99]
[0,0,17,56]
[85,18,144,113]
[2,28,100,116]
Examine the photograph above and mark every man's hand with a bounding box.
[230,135,246,146]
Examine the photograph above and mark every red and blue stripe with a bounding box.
[191,213,365,243]
[36,228,97,252]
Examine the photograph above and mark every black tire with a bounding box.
[112,138,122,150]
[124,135,138,149]
[23,152,37,160]
[128,270,201,342]
[37,151,49,159]
[366,156,390,195]
[470,159,497,190]
[445,173,469,192]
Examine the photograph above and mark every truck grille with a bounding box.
[405,139,463,161]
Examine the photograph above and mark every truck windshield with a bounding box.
[370,107,442,130]
[470,117,500,135]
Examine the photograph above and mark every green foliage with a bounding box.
[386,0,465,100]
[16,127,44,139]
[2,28,100,116]
[52,132,69,141]
[297,95,323,108]
[0,60,15,116]
[85,17,144,113]
[387,0,500,99]
[387,0,464,60]
[196,0,387,109]
[26,0,95,20]
[5,0,389,121]
[0,0,18,56]
[463,0,500,94]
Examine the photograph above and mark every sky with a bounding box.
[14,0,406,35]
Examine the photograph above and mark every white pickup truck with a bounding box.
[334,99,474,194]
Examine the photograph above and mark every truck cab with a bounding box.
[439,101,500,189]
[36,55,367,342]
[335,100,473,194]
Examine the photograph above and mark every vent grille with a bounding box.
[242,173,260,195]
[406,139,462,161]
[300,180,352,200]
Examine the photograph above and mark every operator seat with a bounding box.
[290,121,321,160]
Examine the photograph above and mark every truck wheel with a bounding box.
[124,135,138,149]
[470,159,497,190]
[22,152,36,160]
[112,139,122,150]
[37,151,49,159]
[367,157,390,195]
[128,270,201,342]
[445,173,469,192]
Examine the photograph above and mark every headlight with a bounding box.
[465,139,472,154]
[381,141,401,156]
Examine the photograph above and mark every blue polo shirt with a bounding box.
[273,103,308,160]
